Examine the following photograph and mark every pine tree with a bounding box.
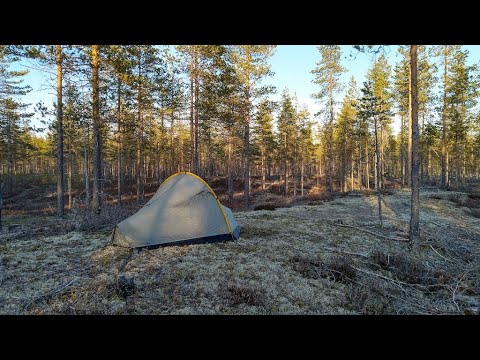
[366,54,393,189]
[91,45,102,212]
[252,99,275,190]
[277,89,296,195]
[0,46,33,199]
[357,80,390,226]
[230,45,276,207]
[446,47,479,188]
[431,45,459,189]
[335,77,358,192]
[311,45,346,192]
[393,48,410,187]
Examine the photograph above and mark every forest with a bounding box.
[0,45,479,315]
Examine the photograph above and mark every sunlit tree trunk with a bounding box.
[261,146,265,190]
[117,75,123,207]
[328,79,334,193]
[284,133,288,195]
[301,158,304,196]
[67,134,72,210]
[83,125,89,207]
[373,111,383,227]
[365,138,370,190]
[228,136,233,202]
[441,51,448,189]
[136,50,144,203]
[194,48,200,174]
[0,181,3,231]
[91,45,102,213]
[408,69,412,188]
[409,45,420,246]
[243,59,251,208]
[56,45,64,217]
[400,112,405,187]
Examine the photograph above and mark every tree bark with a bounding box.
[189,48,195,172]
[409,45,420,246]
[408,68,412,188]
[136,49,144,203]
[228,136,233,202]
[91,45,102,213]
[301,158,304,196]
[117,75,123,207]
[83,125,89,207]
[374,111,383,227]
[400,112,405,187]
[328,78,334,193]
[261,146,265,190]
[170,112,174,174]
[365,138,370,190]
[441,49,448,189]
[68,152,72,209]
[243,58,251,208]
[194,48,200,174]
[0,180,3,231]
[56,45,64,217]
[284,133,288,195]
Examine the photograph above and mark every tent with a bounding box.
[111,172,240,248]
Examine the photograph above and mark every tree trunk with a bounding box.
[365,138,370,190]
[408,68,412,188]
[328,81,334,193]
[261,147,266,190]
[379,123,384,189]
[426,148,431,183]
[117,75,123,207]
[170,112,174,174]
[301,158,304,196]
[409,45,420,246]
[350,150,354,191]
[293,141,296,197]
[228,136,233,203]
[0,180,3,231]
[441,50,448,189]
[400,112,405,187]
[91,45,102,213]
[68,152,72,209]
[284,133,288,196]
[344,141,348,192]
[243,81,251,208]
[194,49,200,174]
[56,45,64,217]
[83,125,89,207]
[374,112,383,227]
[189,48,195,172]
[136,50,144,203]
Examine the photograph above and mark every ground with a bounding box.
[0,189,479,315]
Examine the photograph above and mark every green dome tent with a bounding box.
[111,172,240,248]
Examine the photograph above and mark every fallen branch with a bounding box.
[24,278,78,312]
[429,244,454,263]
[323,247,371,258]
[331,222,409,242]
[353,266,411,288]
[282,214,408,242]
[452,272,470,313]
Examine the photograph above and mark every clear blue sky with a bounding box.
[11,45,480,134]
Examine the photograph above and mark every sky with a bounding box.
[10,45,480,134]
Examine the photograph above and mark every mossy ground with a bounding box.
[1,189,479,314]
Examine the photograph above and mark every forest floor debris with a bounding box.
[1,189,479,314]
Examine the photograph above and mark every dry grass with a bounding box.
[290,255,356,284]
[1,189,479,315]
